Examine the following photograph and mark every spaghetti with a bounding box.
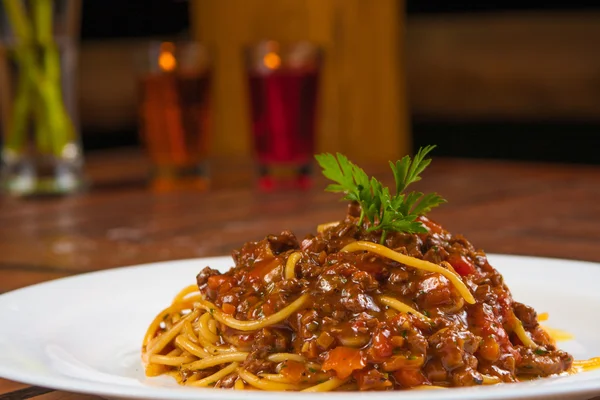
[143,212,592,391]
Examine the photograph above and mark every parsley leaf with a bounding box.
[389,144,435,195]
[315,152,373,224]
[316,146,446,243]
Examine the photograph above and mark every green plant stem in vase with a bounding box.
[0,0,84,196]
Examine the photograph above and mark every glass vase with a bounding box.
[0,0,84,196]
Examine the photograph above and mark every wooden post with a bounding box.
[190,0,410,164]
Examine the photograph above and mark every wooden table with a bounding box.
[1,149,599,399]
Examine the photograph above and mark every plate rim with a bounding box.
[1,253,600,400]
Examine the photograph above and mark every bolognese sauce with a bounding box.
[143,204,573,390]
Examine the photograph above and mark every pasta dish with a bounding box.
[142,147,596,391]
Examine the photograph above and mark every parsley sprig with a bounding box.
[315,145,446,243]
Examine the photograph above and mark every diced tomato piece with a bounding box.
[248,257,280,282]
[478,336,500,362]
[370,330,393,361]
[222,303,236,315]
[279,360,307,383]
[207,275,229,290]
[392,369,428,388]
[262,296,281,316]
[470,303,521,363]
[261,301,274,316]
[322,347,367,379]
[417,216,443,234]
[447,253,476,276]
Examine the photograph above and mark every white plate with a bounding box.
[1,254,599,400]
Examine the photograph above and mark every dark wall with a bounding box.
[407,0,600,13]
[81,1,189,40]
[81,1,600,40]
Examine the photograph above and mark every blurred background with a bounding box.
[26,0,600,165]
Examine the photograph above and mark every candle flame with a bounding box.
[159,42,177,72]
[263,52,281,70]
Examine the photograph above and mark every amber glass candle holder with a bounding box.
[137,41,211,192]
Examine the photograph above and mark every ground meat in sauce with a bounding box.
[215,372,238,388]
[513,302,538,329]
[196,267,220,288]
[196,209,573,390]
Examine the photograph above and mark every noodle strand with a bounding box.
[378,295,432,323]
[196,294,309,332]
[302,377,347,392]
[267,353,306,363]
[341,241,475,304]
[149,354,196,366]
[172,284,201,304]
[238,368,299,391]
[175,335,211,359]
[198,312,220,343]
[145,310,200,357]
[513,319,538,349]
[285,252,302,279]
[188,362,239,387]
[183,352,248,370]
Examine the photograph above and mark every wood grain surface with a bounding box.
[1,148,599,399]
